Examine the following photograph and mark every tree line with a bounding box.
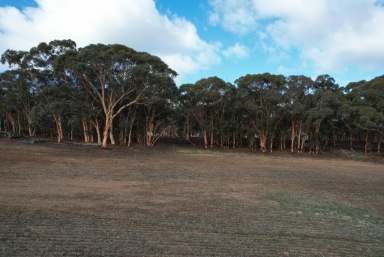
[0,40,383,154]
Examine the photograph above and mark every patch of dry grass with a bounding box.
[1,140,384,256]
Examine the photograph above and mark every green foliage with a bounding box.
[1,39,383,152]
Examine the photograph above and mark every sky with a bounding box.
[1,0,384,86]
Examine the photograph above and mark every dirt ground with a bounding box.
[0,139,384,257]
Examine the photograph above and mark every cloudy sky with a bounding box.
[1,0,384,85]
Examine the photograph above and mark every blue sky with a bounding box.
[1,0,384,86]
[156,0,271,84]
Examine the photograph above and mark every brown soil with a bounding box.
[1,139,384,257]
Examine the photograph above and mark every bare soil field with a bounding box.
[0,139,384,257]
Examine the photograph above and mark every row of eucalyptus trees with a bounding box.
[180,75,384,154]
[0,40,177,148]
[0,40,383,153]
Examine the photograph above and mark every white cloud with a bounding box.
[223,43,249,59]
[208,0,384,72]
[0,0,221,79]
[208,0,257,34]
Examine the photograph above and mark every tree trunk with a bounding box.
[280,135,284,151]
[297,121,302,153]
[185,116,190,141]
[290,121,296,153]
[145,111,156,147]
[220,134,223,148]
[27,117,34,137]
[210,119,214,148]
[82,119,90,143]
[58,120,63,143]
[102,114,112,148]
[259,133,267,153]
[25,111,34,137]
[109,121,116,145]
[6,113,16,135]
[122,126,127,145]
[127,126,133,147]
[127,118,136,148]
[232,132,236,149]
[53,114,64,143]
[365,132,369,155]
[93,120,101,145]
[28,125,34,137]
[146,121,155,147]
[203,129,208,149]
[300,136,306,153]
[17,112,21,136]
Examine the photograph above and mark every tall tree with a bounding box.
[304,75,342,153]
[59,44,176,148]
[286,75,314,153]
[236,73,286,152]
[182,77,231,149]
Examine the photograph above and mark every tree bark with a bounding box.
[93,120,101,145]
[28,125,34,137]
[270,135,274,153]
[280,135,284,151]
[210,119,214,148]
[146,121,155,147]
[102,114,112,148]
[127,125,133,147]
[300,135,306,153]
[259,133,267,153]
[365,132,369,155]
[6,113,16,135]
[127,112,136,147]
[350,133,354,151]
[232,132,236,149]
[109,123,116,145]
[24,109,34,137]
[82,119,90,143]
[297,121,302,153]
[290,121,296,153]
[17,112,21,136]
[203,129,208,149]
[53,114,64,143]
[82,73,140,148]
